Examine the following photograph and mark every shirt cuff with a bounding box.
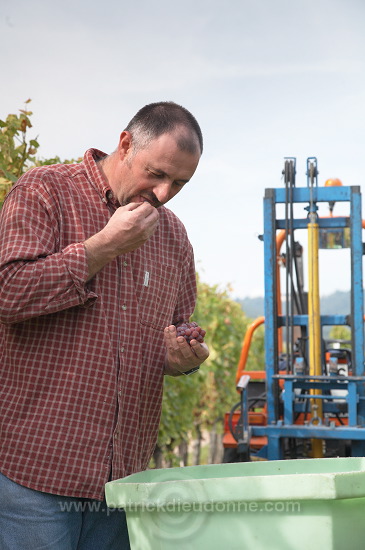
[62,242,98,306]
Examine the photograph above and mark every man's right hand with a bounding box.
[84,202,159,280]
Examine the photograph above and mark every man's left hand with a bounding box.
[163,325,209,376]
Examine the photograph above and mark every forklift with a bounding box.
[223,157,365,461]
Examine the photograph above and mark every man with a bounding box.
[0,101,209,549]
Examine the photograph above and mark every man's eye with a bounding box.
[148,170,163,178]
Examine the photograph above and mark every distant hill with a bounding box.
[237,290,352,319]
[237,296,265,319]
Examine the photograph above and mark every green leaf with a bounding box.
[0,168,17,182]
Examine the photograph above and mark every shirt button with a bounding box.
[123,261,128,267]
[121,347,125,353]
[122,304,127,311]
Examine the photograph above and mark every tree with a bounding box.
[0,99,38,203]
[328,325,351,346]
[154,276,265,467]
[0,100,79,206]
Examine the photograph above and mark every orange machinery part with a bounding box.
[235,317,265,385]
[235,230,286,386]
[223,411,268,449]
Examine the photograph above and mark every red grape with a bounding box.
[176,322,206,344]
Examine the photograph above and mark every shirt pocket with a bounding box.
[136,264,180,330]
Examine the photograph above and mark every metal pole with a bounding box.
[307,158,323,458]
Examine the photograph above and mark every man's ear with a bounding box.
[118,131,132,160]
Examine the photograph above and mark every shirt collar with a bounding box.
[83,148,119,206]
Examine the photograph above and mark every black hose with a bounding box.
[228,393,267,441]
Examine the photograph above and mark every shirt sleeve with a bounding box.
[0,184,97,325]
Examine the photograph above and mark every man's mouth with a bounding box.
[135,195,162,208]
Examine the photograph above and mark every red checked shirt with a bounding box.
[0,149,197,501]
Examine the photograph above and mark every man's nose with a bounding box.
[153,182,172,205]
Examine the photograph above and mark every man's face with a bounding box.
[114,132,200,207]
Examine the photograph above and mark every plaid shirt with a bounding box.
[0,149,197,501]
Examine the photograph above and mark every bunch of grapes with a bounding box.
[176,321,206,344]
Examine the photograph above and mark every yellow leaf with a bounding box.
[0,179,13,202]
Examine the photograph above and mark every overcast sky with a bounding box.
[1,0,365,299]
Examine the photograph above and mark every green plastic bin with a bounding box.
[105,457,365,550]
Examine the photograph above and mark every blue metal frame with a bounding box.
[261,179,365,460]
[263,189,279,425]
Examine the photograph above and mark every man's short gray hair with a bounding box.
[125,101,203,156]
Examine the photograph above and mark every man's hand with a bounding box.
[163,325,210,376]
[84,202,159,279]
